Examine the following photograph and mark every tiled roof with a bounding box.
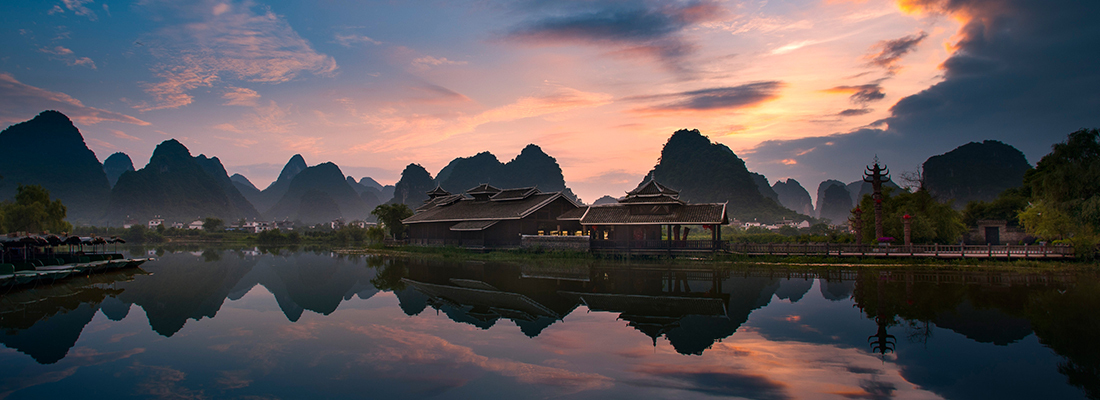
[416,194,464,211]
[426,185,451,197]
[557,207,588,220]
[466,183,502,195]
[617,194,684,205]
[576,203,727,225]
[628,180,679,197]
[491,187,538,201]
[450,220,499,231]
[404,192,571,224]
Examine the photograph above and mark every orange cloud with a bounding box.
[348,84,613,153]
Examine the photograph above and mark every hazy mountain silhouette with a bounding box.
[265,162,369,224]
[773,178,814,216]
[359,177,383,191]
[230,173,262,208]
[815,180,845,218]
[360,191,382,211]
[106,139,257,224]
[751,172,781,204]
[816,181,852,225]
[253,154,308,213]
[194,155,260,220]
[103,152,135,188]
[592,195,618,205]
[347,176,369,194]
[645,129,801,222]
[923,140,1031,209]
[435,144,580,202]
[436,152,504,192]
[847,178,899,206]
[388,164,436,207]
[0,111,111,224]
[357,177,394,203]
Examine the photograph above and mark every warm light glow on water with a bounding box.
[0,249,1092,399]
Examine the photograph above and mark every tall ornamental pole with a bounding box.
[864,157,890,242]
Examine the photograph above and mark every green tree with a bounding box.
[962,187,1031,227]
[367,225,386,243]
[371,203,414,239]
[1018,200,1076,240]
[1021,128,1100,257]
[857,187,966,244]
[777,225,799,236]
[1,184,72,233]
[203,217,224,231]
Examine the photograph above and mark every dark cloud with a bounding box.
[826,84,886,105]
[502,0,726,71]
[866,32,928,73]
[839,108,873,117]
[835,379,897,400]
[629,365,790,400]
[746,0,1100,191]
[630,81,784,111]
[846,366,883,375]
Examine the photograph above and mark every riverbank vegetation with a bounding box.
[336,244,1095,271]
[71,223,386,246]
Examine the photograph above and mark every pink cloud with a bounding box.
[136,2,337,111]
[222,87,260,106]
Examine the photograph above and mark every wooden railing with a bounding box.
[726,243,1075,258]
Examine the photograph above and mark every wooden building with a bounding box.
[403,184,582,248]
[557,180,728,251]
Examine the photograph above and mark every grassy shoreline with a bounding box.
[335,245,1097,272]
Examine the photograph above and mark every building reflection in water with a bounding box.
[399,262,821,355]
[1,248,1098,398]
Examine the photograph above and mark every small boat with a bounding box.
[0,234,151,290]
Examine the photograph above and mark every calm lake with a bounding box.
[1,248,1096,399]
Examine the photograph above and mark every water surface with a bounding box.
[0,248,1095,399]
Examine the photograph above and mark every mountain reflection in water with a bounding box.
[0,248,1096,399]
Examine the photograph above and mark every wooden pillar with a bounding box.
[717,223,722,250]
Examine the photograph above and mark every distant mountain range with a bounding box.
[106,139,258,224]
[434,144,580,202]
[264,162,371,224]
[0,111,1040,228]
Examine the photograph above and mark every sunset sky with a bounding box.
[2,0,1096,203]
